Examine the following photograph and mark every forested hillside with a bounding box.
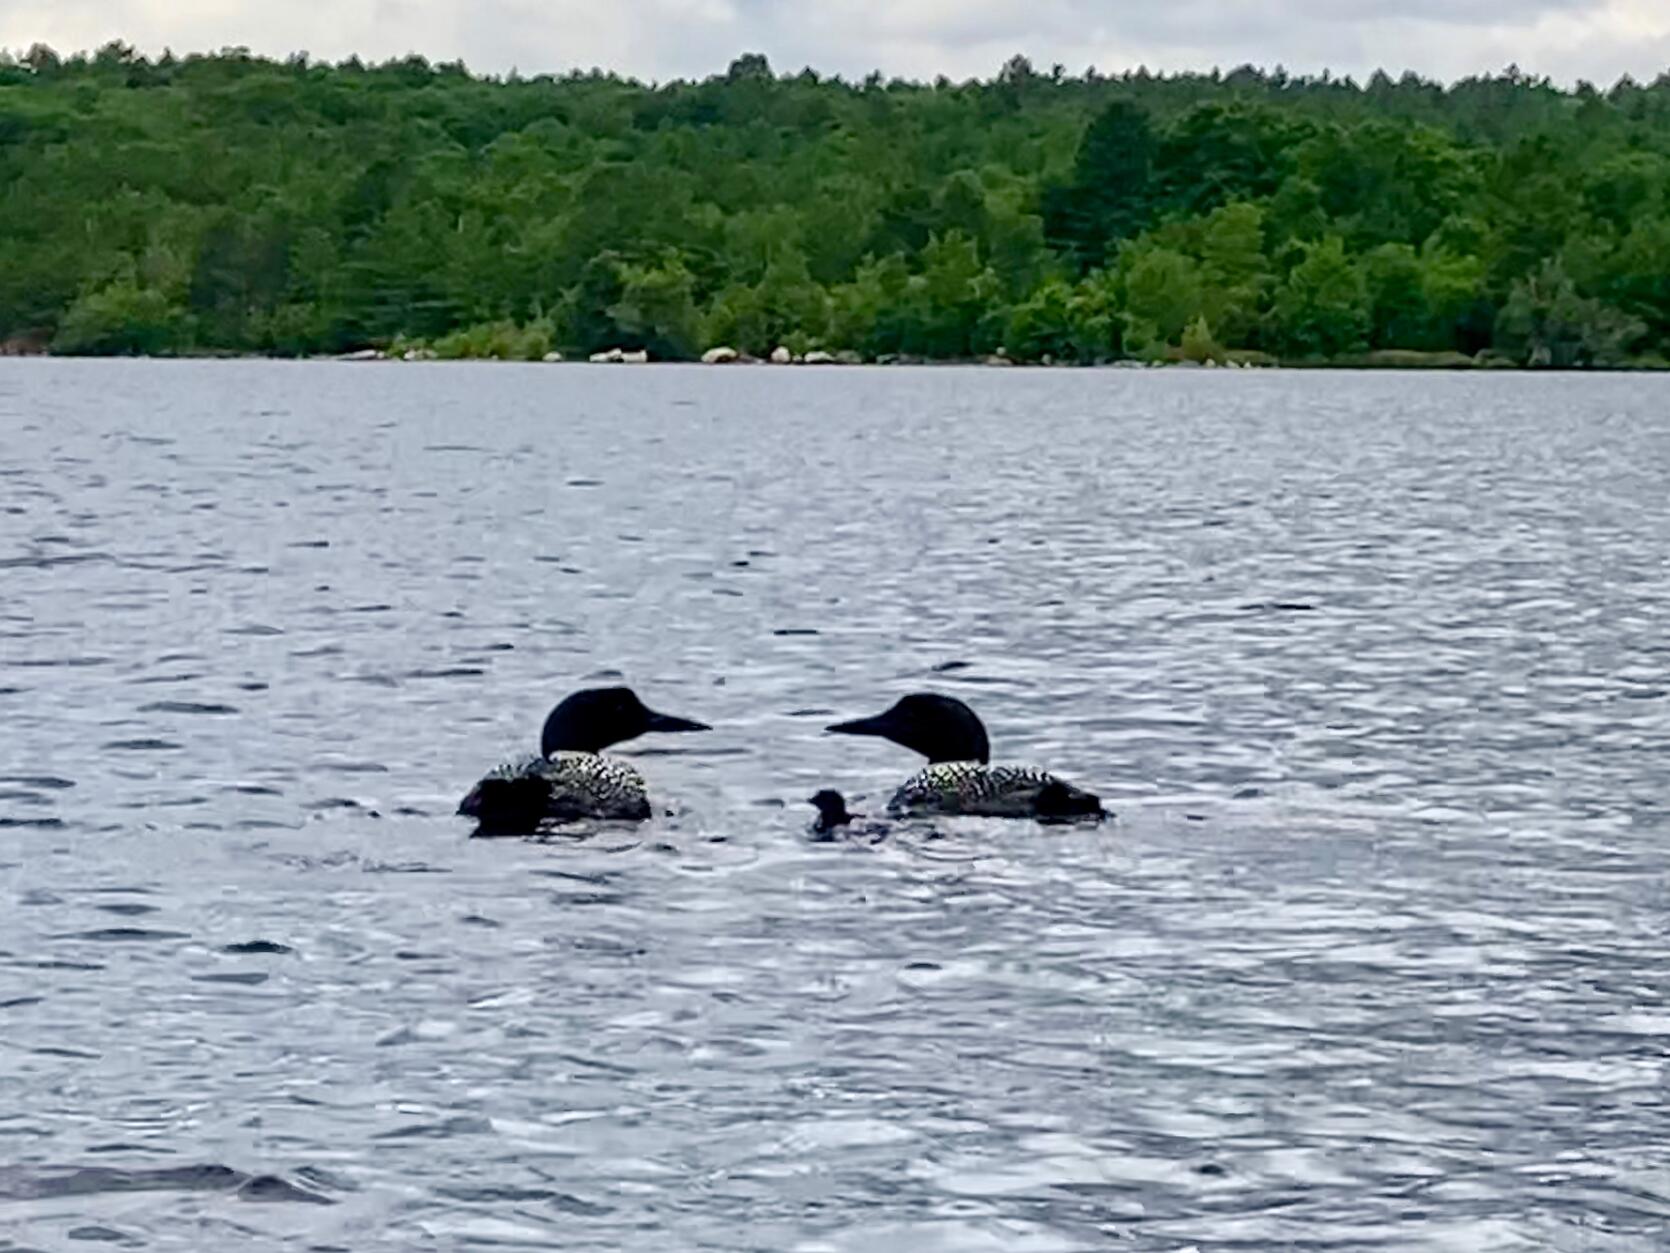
[4,44,1670,365]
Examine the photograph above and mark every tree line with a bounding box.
[3,44,1670,366]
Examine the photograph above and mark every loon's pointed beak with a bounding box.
[643,709,709,734]
[826,712,893,739]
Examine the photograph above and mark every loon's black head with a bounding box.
[808,789,854,832]
[826,693,991,764]
[540,687,709,756]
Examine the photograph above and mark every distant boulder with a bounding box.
[803,350,836,365]
[701,346,739,364]
[620,348,649,364]
[769,345,792,364]
[542,350,564,362]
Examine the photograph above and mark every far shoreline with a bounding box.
[3,350,1667,373]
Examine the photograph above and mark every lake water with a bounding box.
[2,360,1668,1251]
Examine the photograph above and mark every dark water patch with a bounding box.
[0,817,66,829]
[771,627,819,636]
[224,623,284,636]
[0,995,44,1009]
[129,671,208,685]
[374,1116,494,1139]
[0,551,112,570]
[548,890,626,907]
[221,940,293,954]
[441,1183,615,1216]
[237,1173,333,1204]
[59,928,191,943]
[566,478,603,487]
[226,783,283,796]
[312,761,388,775]
[95,903,158,917]
[404,667,485,679]
[0,1164,328,1204]
[12,656,113,668]
[191,971,269,986]
[287,539,330,548]
[363,862,447,874]
[309,797,366,811]
[100,739,181,752]
[65,1226,136,1243]
[138,701,239,715]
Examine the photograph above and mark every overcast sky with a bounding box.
[4,0,1668,87]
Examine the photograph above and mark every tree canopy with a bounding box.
[3,45,1670,365]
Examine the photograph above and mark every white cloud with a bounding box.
[1,0,1666,86]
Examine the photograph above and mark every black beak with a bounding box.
[826,712,892,738]
[643,709,710,734]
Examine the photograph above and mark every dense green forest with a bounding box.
[4,43,1670,365]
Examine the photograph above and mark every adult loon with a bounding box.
[458,687,708,833]
[826,693,1104,820]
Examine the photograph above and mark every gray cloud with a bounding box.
[2,0,1666,86]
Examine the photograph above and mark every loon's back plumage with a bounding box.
[467,752,653,826]
[889,761,1103,819]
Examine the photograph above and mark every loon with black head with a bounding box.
[458,687,708,833]
[826,692,1103,820]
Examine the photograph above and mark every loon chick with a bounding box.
[807,790,889,843]
[826,693,1104,820]
[458,687,708,833]
[809,789,855,835]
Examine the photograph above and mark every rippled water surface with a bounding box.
[3,360,1669,1251]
